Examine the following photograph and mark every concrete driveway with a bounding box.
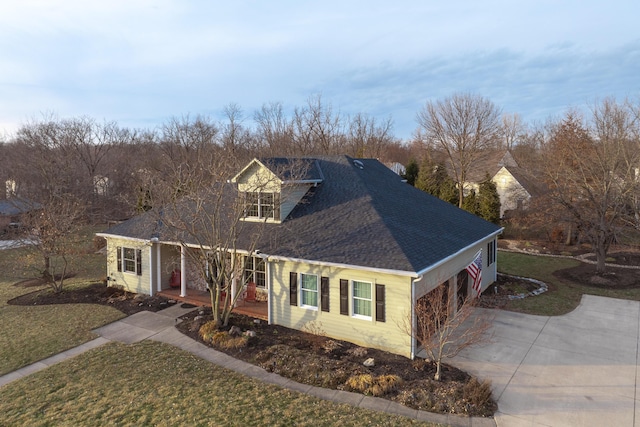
[451,295,640,427]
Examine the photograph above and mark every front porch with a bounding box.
[157,287,268,321]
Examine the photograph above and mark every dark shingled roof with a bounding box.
[257,157,324,182]
[0,198,42,216]
[103,156,502,274]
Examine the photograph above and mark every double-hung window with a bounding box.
[245,192,280,220]
[116,246,142,276]
[352,280,372,318]
[487,240,496,266]
[300,273,318,308]
[244,256,266,288]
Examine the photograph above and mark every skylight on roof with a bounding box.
[353,160,364,170]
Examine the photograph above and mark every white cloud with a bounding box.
[0,0,638,139]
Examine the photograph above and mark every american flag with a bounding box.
[466,250,483,297]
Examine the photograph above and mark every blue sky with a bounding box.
[1,0,638,141]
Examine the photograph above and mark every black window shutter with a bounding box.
[375,284,385,322]
[136,249,142,276]
[116,246,122,272]
[289,272,298,306]
[321,277,330,312]
[340,279,348,315]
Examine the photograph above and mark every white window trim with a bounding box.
[122,247,137,274]
[245,192,280,220]
[300,273,319,310]
[351,280,372,320]
[244,255,266,289]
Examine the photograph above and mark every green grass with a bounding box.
[0,341,438,427]
[497,251,640,316]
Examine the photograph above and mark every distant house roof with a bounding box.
[103,156,502,275]
[466,150,519,183]
[502,165,546,198]
[0,198,42,216]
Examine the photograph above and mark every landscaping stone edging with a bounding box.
[499,247,640,270]
[496,272,548,300]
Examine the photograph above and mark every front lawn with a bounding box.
[497,251,640,316]
[0,341,436,427]
[0,233,125,375]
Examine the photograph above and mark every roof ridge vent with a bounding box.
[353,159,364,170]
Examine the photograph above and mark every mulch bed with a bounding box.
[477,274,543,309]
[8,281,172,315]
[554,255,640,289]
[176,309,497,417]
[9,278,497,417]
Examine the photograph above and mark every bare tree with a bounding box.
[291,95,345,155]
[20,195,85,293]
[500,113,524,150]
[153,154,307,327]
[220,103,253,163]
[404,283,491,381]
[417,93,502,208]
[543,100,640,273]
[346,113,395,159]
[254,102,295,155]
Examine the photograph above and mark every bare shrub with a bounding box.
[345,374,403,397]
[463,377,493,407]
[198,321,219,342]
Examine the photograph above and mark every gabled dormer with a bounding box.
[231,158,324,222]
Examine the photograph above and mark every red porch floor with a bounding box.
[157,288,268,321]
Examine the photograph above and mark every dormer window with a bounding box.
[246,191,280,220]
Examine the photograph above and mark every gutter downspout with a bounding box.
[410,275,423,360]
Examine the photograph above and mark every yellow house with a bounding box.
[98,156,502,359]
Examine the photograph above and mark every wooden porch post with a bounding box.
[180,245,187,297]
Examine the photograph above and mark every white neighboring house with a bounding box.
[466,150,544,217]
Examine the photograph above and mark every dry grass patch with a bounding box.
[0,341,436,427]
[0,241,124,375]
[345,374,403,397]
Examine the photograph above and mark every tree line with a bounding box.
[1,92,639,291]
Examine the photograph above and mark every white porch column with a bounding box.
[148,244,154,296]
[266,258,272,324]
[231,254,237,307]
[156,243,162,293]
[180,245,187,297]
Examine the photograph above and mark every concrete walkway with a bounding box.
[8,295,636,426]
[0,303,494,427]
[450,295,640,427]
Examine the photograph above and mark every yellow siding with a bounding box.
[236,162,281,193]
[105,237,151,295]
[414,239,497,299]
[270,260,414,358]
